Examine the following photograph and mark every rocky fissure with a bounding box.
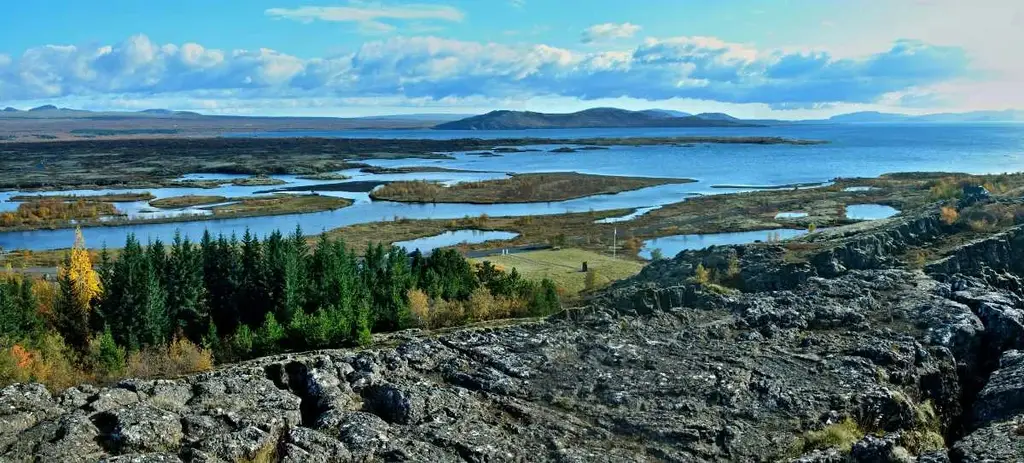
[3,206,1024,461]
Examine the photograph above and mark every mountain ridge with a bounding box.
[434,108,754,130]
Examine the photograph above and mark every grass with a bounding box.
[209,194,351,216]
[370,172,695,204]
[230,176,286,186]
[8,192,154,202]
[149,195,227,208]
[793,418,864,453]
[470,248,644,294]
[295,172,351,181]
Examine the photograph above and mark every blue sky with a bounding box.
[0,0,1020,118]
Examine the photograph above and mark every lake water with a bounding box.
[845,204,900,220]
[393,230,520,255]
[640,228,812,260]
[1,124,1021,251]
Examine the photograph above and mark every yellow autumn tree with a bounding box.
[58,228,101,312]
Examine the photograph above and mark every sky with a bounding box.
[0,0,1020,118]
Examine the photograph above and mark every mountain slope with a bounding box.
[435,108,752,130]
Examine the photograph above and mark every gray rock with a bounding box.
[108,404,184,453]
[973,350,1024,427]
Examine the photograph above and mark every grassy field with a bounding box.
[471,248,645,294]
[371,172,694,204]
[149,195,228,208]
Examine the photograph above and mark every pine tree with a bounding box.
[239,229,268,327]
[54,252,91,350]
[204,234,241,335]
[0,275,42,340]
[90,325,125,377]
[167,232,207,341]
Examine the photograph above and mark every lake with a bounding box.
[1,123,1021,251]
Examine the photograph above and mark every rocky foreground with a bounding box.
[3,202,1024,462]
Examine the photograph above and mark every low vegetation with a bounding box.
[469,248,645,295]
[0,227,562,391]
[0,199,119,229]
[208,194,352,216]
[149,195,228,208]
[370,173,694,204]
[230,176,286,187]
[9,192,154,203]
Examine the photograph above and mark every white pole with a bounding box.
[613,228,617,258]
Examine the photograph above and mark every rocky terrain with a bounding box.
[3,196,1024,461]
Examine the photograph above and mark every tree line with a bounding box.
[0,228,560,389]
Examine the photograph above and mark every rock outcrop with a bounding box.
[3,208,1024,461]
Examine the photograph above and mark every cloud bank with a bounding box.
[0,33,969,109]
[581,23,642,43]
[265,3,464,33]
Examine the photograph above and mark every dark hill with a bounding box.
[435,108,754,130]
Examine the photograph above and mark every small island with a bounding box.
[370,172,695,204]
[8,192,155,202]
[149,195,228,208]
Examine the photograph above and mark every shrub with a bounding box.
[649,248,665,261]
[466,287,496,321]
[125,338,213,379]
[230,325,254,359]
[968,219,996,232]
[584,268,599,291]
[0,334,87,391]
[88,327,126,379]
[929,177,962,200]
[796,418,864,452]
[254,313,285,356]
[407,289,430,327]
[429,298,466,329]
[808,223,817,233]
[692,264,711,286]
[940,206,959,225]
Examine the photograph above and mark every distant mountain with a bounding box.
[694,112,742,122]
[826,110,1023,123]
[435,108,753,130]
[361,113,474,122]
[641,109,692,118]
[28,105,59,112]
[2,107,19,112]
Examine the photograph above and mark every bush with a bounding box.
[808,223,817,233]
[584,268,599,291]
[796,418,864,452]
[88,327,126,380]
[254,313,285,356]
[649,248,665,261]
[929,177,962,200]
[407,289,431,327]
[125,337,213,379]
[466,286,496,321]
[692,264,711,286]
[940,206,959,225]
[0,334,87,391]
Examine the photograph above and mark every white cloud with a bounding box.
[265,2,464,34]
[0,33,974,111]
[509,0,526,7]
[581,22,642,43]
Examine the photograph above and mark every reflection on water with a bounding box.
[775,212,808,219]
[845,204,900,220]
[640,228,811,260]
[393,230,519,255]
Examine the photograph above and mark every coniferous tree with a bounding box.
[167,232,206,341]
[239,229,268,327]
[0,276,42,341]
[204,234,241,335]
